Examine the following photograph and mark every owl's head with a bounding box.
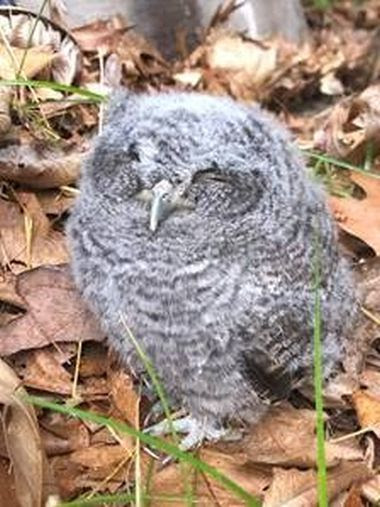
[85,91,303,234]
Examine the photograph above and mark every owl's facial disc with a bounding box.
[138,179,194,232]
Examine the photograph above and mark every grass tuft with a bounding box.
[26,395,261,506]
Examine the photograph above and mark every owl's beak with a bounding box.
[150,180,174,233]
[149,179,195,232]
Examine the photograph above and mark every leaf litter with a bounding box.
[0,0,379,505]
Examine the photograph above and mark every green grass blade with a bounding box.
[17,0,50,77]
[0,78,106,102]
[313,231,328,507]
[119,314,179,445]
[119,313,196,506]
[26,395,261,507]
[60,492,208,506]
[313,0,332,8]
[305,150,380,179]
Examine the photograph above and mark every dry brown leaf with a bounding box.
[151,447,271,506]
[352,390,380,436]
[41,414,90,456]
[72,16,130,53]
[71,444,133,472]
[239,405,362,468]
[263,463,371,507]
[361,474,380,504]
[0,264,104,356]
[0,43,56,80]
[0,358,56,507]
[109,369,140,427]
[317,85,380,160]
[199,32,277,101]
[51,443,132,497]
[0,191,68,270]
[343,485,364,507]
[329,170,380,254]
[0,143,85,189]
[0,7,81,84]
[21,349,73,395]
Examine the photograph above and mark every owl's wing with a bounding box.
[239,346,303,403]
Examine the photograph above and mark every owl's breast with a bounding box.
[109,236,249,345]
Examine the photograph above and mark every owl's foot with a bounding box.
[146,415,242,451]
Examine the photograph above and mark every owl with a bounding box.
[67,91,357,449]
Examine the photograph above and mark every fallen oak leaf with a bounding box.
[352,390,380,438]
[0,191,68,270]
[235,405,363,468]
[329,169,380,254]
[0,264,104,356]
[263,462,371,507]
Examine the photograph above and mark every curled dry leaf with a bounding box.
[316,84,380,161]
[20,349,73,395]
[0,6,81,84]
[263,462,371,507]
[238,405,363,468]
[72,15,130,54]
[0,358,55,507]
[0,142,85,188]
[0,264,104,356]
[0,191,68,270]
[329,169,380,254]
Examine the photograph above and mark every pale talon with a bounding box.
[145,416,242,451]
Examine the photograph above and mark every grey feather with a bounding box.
[67,91,357,433]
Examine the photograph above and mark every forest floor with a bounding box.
[0,1,380,505]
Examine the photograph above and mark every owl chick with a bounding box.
[67,91,357,449]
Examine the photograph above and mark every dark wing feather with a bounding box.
[240,347,299,402]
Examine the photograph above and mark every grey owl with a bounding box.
[67,91,357,448]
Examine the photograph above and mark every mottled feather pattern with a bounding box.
[67,91,357,429]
